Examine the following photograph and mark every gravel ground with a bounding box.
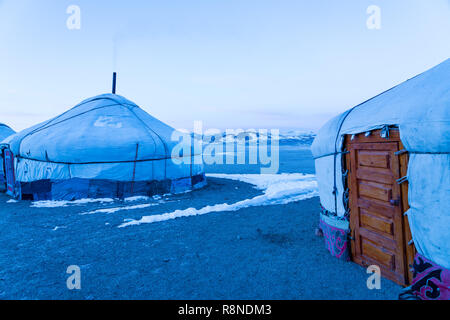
[0,177,400,300]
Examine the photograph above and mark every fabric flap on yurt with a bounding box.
[311,59,450,269]
[0,123,16,187]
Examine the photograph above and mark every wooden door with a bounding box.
[346,130,411,285]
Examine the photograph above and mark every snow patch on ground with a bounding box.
[52,226,67,231]
[7,199,18,203]
[119,173,318,228]
[32,194,170,209]
[31,198,114,208]
[80,203,159,215]
[124,196,152,202]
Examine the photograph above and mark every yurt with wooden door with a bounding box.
[0,123,15,192]
[311,59,450,300]
[0,93,206,201]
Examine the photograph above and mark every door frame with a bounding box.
[344,128,415,286]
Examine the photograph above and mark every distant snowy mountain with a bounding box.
[278,130,317,145]
[187,129,316,146]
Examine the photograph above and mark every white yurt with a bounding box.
[312,59,450,300]
[0,94,205,201]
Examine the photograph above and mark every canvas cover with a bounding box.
[311,59,450,269]
[1,94,204,189]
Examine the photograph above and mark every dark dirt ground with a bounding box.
[0,177,400,300]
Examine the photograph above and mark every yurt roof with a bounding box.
[3,94,189,164]
[312,58,450,158]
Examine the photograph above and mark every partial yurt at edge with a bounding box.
[0,94,206,201]
[312,59,450,300]
[0,124,14,141]
[0,123,15,191]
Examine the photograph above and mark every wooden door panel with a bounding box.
[359,228,396,251]
[356,168,393,184]
[347,134,409,285]
[357,198,395,219]
[358,151,390,168]
[361,239,395,269]
[360,210,394,237]
[358,181,393,202]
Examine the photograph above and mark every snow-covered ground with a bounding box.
[26,173,318,226]
[119,173,318,227]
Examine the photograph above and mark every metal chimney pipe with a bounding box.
[112,72,117,94]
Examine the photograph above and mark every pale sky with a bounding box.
[0,0,449,132]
